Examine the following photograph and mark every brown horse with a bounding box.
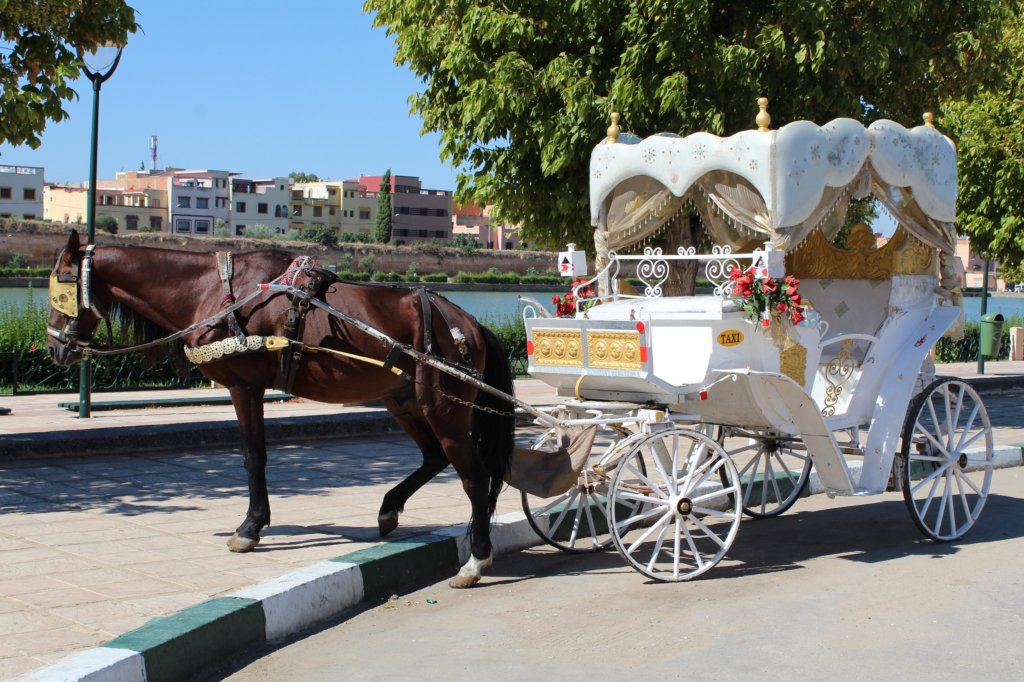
[46,230,515,588]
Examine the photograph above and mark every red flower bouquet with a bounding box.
[553,279,597,318]
[729,266,805,328]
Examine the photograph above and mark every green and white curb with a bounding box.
[17,513,539,682]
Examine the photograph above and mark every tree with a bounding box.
[364,0,1010,251]
[288,171,321,183]
[95,214,117,234]
[942,3,1024,267]
[374,168,393,243]
[0,0,138,148]
[301,224,339,247]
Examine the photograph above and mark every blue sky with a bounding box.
[0,1,458,189]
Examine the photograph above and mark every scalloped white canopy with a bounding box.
[590,117,957,255]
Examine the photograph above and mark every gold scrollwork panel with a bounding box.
[588,331,642,370]
[532,330,584,367]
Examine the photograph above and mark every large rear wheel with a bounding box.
[899,379,993,541]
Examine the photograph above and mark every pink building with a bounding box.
[451,202,522,250]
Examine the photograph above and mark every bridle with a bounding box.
[46,244,112,352]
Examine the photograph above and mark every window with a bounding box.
[0,187,11,199]
[150,216,162,230]
[235,201,246,212]
[397,206,410,215]
[194,219,211,234]
[258,203,268,214]
[418,229,428,238]
[216,197,227,208]
[328,188,336,196]
[359,209,371,220]
[313,206,323,218]
[175,219,191,233]
[23,213,35,219]
[434,230,446,238]
[126,215,139,230]
[329,207,336,215]
[23,188,36,200]
[196,197,209,209]
[235,225,245,236]
[275,205,287,218]
[178,196,191,208]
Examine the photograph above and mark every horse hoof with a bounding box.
[227,533,259,553]
[448,573,481,589]
[378,511,400,537]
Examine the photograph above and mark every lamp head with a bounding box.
[82,43,124,80]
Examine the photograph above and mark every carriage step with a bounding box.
[56,393,293,412]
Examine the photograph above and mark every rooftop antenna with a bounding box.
[149,135,158,171]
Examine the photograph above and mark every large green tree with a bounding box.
[365,0,1009,250]
[942,3,1024,267]
[0,0,138,148]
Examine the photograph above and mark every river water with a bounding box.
[3,286,1021,325]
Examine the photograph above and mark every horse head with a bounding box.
[46,229,106,367]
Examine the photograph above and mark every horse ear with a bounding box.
[67,229,81,253]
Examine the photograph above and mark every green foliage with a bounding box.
[370,271,403,282]
[137,225,156,233]
[336,269,372,281]
[0,266,49,276]
[213,218,230,237]
[419,272,449,283]
[357,254,376,272]
[482,317,528,375]
[447,234,482,254]
[95,214,118,235]
[833,198,881,250]
[4,253,27,269]
[0,0,138,148]
[243,224,276,240]
[364,0,1010,251]
[289,171,320,183]
[338,231,374,243]
[375,169,393,243]
[300,224,339,246]
[943,5,1024,265]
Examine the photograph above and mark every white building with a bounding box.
[168,170,233,236]
[0,165,44,219]
[231,177,292,235]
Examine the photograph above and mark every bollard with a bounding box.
[1010,326,1024,361]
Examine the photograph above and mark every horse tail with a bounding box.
[473,324,515,518]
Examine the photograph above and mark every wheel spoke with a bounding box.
[673,518,682,579]
[953,403,981,453]
[689,514,728,550]
[625,510,672,555]
[623,460,669,501]
[580,493,599,547]
[616,490,670,506]
[953,466,985,496]
[691,505,735,518]
[645,521,670,573]
[956,428,986,453]
[932,472,952,537]
[566,497,586,548]
[548,488,582,536]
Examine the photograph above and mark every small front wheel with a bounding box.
[608,427,742,581]
[899,379,993,541]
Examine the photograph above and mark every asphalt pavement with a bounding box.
[1,362,1023,681]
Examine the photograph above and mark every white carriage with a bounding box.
[517,102,993,581]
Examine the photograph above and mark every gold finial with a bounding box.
[607,112,620,143]
[923,112,936,128]
[756,97,771,132]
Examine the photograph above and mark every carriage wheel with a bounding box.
[716,427,812,518]
[520,426,645,553]
[899,379,993,541]
[608,427,742,581]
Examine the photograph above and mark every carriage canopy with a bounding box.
[590,104,958,276]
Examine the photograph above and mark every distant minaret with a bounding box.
[149,135,158,171]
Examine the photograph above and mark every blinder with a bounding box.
[47,245,105,349]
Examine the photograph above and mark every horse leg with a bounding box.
[378,397,449,536]
[226,384,271,553]
[448,447,495,589]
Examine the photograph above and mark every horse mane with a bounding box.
[105,296,188,373]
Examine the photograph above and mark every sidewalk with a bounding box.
[2,365,1023,681]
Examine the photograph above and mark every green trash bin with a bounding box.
[979,312,1005,357]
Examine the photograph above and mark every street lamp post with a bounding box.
[78,44,123,419]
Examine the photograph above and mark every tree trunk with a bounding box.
[662,213,702,296]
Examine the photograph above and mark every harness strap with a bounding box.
[416,288,435,355]
[215,251,246,341]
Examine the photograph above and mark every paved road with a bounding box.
[216,465,1024,682]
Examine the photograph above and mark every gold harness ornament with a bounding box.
[49,273,79,317]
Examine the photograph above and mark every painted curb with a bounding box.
[17,450,1024,682]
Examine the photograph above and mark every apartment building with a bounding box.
[231,177,291,235]
[451,202,522,250]
[339,180,375,235]
[358,174,451,243]
[290,182,341,235]
[0,164,44,219]
[168,170,232,236]
[44,183,167,232]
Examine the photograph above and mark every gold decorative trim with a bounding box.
[533,330,584,367]
[787,225,936,281]
[779,344,807,385]
[820,339,856,416]
[588,330,642,370]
